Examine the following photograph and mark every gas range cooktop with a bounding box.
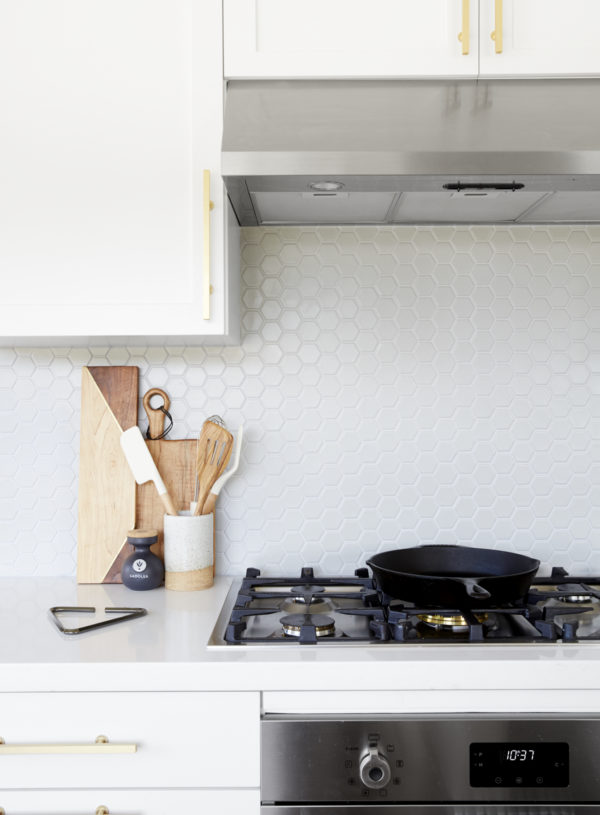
[216,566,600,645]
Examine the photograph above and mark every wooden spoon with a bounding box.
[192,418,233,515]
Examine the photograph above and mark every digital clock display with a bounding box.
[470,742,569,788]
[503,748,536,762]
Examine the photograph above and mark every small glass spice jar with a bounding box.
[121,528,164,590]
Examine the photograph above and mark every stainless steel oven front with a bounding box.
[261,715,600,814]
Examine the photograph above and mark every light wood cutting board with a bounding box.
[77,366,138,584]
[136,390,197,561]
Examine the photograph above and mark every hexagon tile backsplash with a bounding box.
[1,225,600,577]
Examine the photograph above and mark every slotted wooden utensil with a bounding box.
[192,418,234,516]
[202,425,243,576]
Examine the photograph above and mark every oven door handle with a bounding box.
[261,808,600,815]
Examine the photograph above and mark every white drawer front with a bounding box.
[0,788,260,815]
[0,692,259,789]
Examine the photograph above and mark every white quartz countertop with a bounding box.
[1,577,600,704]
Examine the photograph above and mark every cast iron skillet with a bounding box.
[366,545,540,607]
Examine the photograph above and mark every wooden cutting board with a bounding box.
[136,389,197,561]
[77,366,138,584]
[77,374,200,581]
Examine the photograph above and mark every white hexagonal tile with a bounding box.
[2,224,600,576]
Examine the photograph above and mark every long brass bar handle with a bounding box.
[457,0,470,55]
[203,168,214,321]
[0,735,136,755]
[491,0,503,53]
[0,809,109,815]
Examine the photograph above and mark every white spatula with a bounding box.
[120,426,177,516]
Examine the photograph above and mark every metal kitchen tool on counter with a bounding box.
[120,426,178,516]
[367,544,540,607]
[192,418,234,516]
[49,606,147,635]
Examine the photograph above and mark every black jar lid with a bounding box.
[126,528,158,545]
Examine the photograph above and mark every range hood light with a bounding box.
[309,181,345,192]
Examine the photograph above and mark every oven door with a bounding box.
[261,808,600,814]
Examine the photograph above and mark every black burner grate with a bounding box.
[223,566,600,645]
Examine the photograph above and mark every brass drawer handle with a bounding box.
[0,735,137,755]
[457,0,470,55]
[0,808,109,815]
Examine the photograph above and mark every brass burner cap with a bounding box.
[280,613,335,638]
[418,612,488,631]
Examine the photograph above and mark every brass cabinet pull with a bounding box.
[457,0,470,55]
[0,809,108,815]
[491,0,503,53]
[203,168,214,320]
[0,735,136,755]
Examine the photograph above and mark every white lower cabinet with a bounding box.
[0,691,260,808]
[0,789,260,814]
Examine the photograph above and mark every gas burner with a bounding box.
[292,584,325,601]
[418,612,488,631]
[556,584,593,604]
[284,585,332,612]
[281,595,335,615]
[280,613,336,638]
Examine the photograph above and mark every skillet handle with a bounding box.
[459,578,491,600]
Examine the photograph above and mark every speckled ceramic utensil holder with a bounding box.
[163,511,214,591]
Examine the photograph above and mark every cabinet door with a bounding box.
[0,789,260,815]
[224,0,478,78]
[0,0,237,344]
[480,0,600,76]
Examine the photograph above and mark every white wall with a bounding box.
[1,225,599,577]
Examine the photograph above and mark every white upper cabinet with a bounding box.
[480,0,600,76]
[225,0,600,80]
[0,0,239,344]
[224,0,478,78]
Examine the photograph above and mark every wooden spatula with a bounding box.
[192,418,233,516]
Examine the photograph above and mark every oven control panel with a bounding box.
[470,742,569,787]
[261,716,598,805]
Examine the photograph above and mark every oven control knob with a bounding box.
[359,746,391,789]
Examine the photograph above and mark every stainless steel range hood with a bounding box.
[222,79,600,226]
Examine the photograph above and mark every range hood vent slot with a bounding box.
[443,182,526,192]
